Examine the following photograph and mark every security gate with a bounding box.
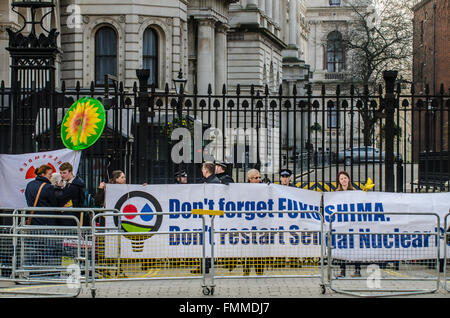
[327,212,442,297]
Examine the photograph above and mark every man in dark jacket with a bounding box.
[25,164,59,226]
[58,162,86,226]
[191,162,221,274]
[214,161,234,185]
[201,162,221,184]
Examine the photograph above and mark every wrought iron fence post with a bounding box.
[383,70,398,192]
[136,69,150,184]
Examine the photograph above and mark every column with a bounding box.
[289,0,297,47]
[247,0,258,8]
[197,19,215,95]
[214,24,228,162]
[215,24,228,94]
[265,0,272,19]
[258,0,265,12]
[273,0,280,25]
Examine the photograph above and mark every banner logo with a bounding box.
[114,191,163,234]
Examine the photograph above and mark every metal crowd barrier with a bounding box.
[326,212,442,297]
[89,211,211,298]
[210,211,326,295]
[0,210,84,298]
[444,212,450,292]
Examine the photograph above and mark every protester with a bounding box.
[24,164,62,267]
[247,169,261,184]
[214,161,236,271]
[93,169,128,278]
[94,170,126,207]
[50,172,65,199]
[243,169,265,276]
[24,164,59,225]
[191,162,222,274]
[174,170,188,184]
[57,162,86,226]
[335,170,360,277]
[202,162,221,184]
[215,161,234,185]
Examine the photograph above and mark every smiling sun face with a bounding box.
[62,98,105,149]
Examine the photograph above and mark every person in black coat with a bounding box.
[191,162,221,274]
[58,162,86,226]
[24,164,63,266]
[24,164,59,226]
[214,161,234,185]
[202,162,221,184]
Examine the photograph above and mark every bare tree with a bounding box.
[341,0,413,146]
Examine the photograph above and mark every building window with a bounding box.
[329,0,341,6]
[95,26,117,85]
[420,20,425,43]
[143,27,158,86]
[327,31,344,73]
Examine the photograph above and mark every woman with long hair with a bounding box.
[94,170,126,207]
[335,170,361,277]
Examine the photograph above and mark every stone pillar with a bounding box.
[258,0,265,12]
[273,0,280,25]
[247,0,258,8]
[215,24,228,94]
[265,0,272,19]
[289,0,297,47]
[197,19,215,95]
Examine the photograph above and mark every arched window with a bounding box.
[327,31,344,73]
[143,27,158,86]
[95,26,117,85]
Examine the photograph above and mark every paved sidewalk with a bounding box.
[0,276,449,298]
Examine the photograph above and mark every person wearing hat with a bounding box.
[215,161,234,185]
[175,170,188,184]
[279,169,294,187]
[278,168,301,269]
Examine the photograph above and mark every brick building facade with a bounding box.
[412,0,449,156]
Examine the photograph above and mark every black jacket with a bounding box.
[216,172,234,185]
[58,176,86,226]
[24,175,59,226]
[94,187,105,207]
[204,174,222,184]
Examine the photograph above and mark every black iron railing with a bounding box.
[0,72,449,198]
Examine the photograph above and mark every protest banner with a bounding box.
[323,191,450,261]
[104,183,323,258]
[0,148,81,208]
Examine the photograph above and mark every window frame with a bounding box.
[142,27,159,87]
[326,31,345,73]
[94,26,118,86]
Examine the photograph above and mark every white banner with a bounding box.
[104,183,323,258]
[323,191,450,261]
[104,184,450,260]
[0,149,81,208]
